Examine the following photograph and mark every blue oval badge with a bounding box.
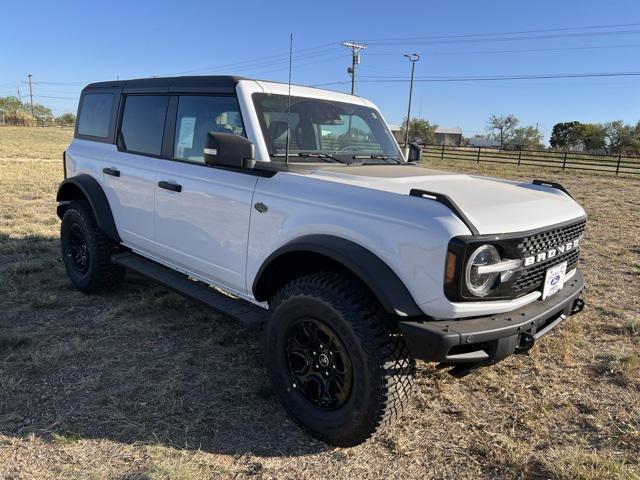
[551,275,561,286]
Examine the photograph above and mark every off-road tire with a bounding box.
[60,201,125,293]
[263,271,416,447]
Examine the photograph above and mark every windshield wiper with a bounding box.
[352,154,403,164]
[271,152,349,164]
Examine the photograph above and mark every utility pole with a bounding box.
[403,54,420,150]
[27,74,35,119]
[340,41,367,95]
[17,87,21,102]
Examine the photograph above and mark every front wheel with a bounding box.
[263,271,415,446]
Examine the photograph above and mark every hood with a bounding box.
[307,165,586,235]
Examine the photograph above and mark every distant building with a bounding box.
[434,127,462,146]
[388,124,404,144]
[389,124,462,146]
[467,137,501,148]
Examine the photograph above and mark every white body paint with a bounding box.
[64,79,586,318]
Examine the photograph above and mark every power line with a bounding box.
[312,71,640,87]
[165,42,340,76]
[360,29,640,47]
[365,43,640,57]
[30,94,79,100]
[237,53,347,77]
[356,22,640,43]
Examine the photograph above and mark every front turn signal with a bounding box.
[445,250,457,284]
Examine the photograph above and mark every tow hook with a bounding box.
[571,298,585,315]
[515,332,535,354]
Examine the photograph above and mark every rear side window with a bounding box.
[78,93,113,138]
[120,95,169,156]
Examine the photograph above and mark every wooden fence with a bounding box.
[422,144,640,175]
[0,120,75,129]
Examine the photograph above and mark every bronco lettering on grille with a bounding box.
[522,238,580,267]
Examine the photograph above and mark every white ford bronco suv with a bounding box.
[57,76,587,446]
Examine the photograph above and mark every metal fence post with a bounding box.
[518,149,522,167]
[562,151,568,170]
[441,144,445,160]
[477,147,481,163]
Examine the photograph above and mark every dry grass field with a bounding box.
[0,127,638,479]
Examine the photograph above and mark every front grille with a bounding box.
[517,220,586,256]
[512,249,580,294]
[510,220,585,295]
[447,218,586,302]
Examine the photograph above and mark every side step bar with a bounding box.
[112,252,267,330]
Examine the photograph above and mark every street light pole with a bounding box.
[403,54,420,151]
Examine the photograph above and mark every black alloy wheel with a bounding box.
[285,318,353,410]
[68,224,90,274]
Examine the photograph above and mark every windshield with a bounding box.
[252,93,402,163]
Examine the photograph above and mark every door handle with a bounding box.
[103,167,120,177]
[158,180,182,192]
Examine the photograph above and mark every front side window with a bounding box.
[78,93,113,138]
[173,95,245,163]
[120,95,169,156]
[252,93,401,163]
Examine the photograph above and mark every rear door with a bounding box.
[101,94,169,254]
[153,94,258,294]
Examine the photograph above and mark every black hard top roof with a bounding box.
[83,75,247,94]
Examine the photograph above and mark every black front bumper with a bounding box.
[398,269,585,375]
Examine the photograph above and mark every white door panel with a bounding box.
[153,161,258,293]
[99,146,158,252]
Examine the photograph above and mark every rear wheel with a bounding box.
[263,271,415,447]
[60,201,125,293]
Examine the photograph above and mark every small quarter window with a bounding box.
[173,96,245,163]
[78,93,113,138]
[120,95,169,156]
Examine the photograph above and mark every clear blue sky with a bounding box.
[2,0,639,142]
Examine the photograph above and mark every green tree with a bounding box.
[508,126,544,150]
[632,121,640,154]
[32,103,54,121]
[575,123,606,152]
[603,120,635,154]
[56,112,76,124]
[549,121,581,150]
[400,118,438,145]
[487,114,518,149]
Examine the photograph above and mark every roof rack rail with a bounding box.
[532,179,573,198]
[409,189,479,235]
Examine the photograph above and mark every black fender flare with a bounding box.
[252,235,423,317]
[56,174,121,242]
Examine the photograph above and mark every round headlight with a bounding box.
[465,245,501,297]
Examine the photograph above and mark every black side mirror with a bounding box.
[204,132,255,169]
[407,143,422,162]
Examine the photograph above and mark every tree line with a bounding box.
[0,96,76,125]
[400,115,640,155]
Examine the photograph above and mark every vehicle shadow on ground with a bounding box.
[0,234,328,457]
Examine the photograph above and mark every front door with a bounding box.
[152,95,257,294]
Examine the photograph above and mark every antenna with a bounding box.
[285,33,293,166]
